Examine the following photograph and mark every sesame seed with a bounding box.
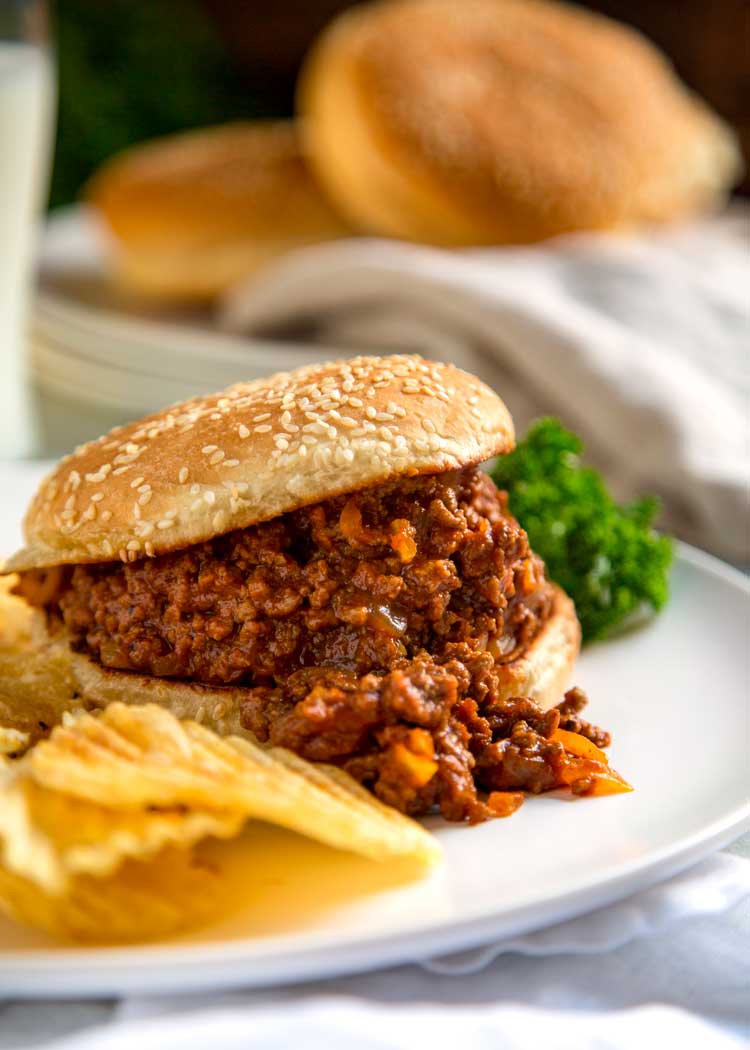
[130,476,145,489]
[254,424,272,434]
[212,510,227,531]
[145,542,155,557]
[91,492,104,502]
[156,520,173,530]
[100,510,112,523]
[209,450,225,465]
[238,424,250,439]
[203,491,216,505]
[138,491,152,506]
[126,540,141,552]
[133,503,141,520]
[178,467,189,484]
[202,445,217,455]
[112,465,132,476]
[224,458,240,468]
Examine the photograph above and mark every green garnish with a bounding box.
[492,418,673,643]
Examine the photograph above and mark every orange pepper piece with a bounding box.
[550,729,633,795]
[550,728,608,763]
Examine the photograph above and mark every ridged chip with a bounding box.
[0,702,440,943]
[0,846,226,943]
[30,703,441,865]
[0,575,83,746]
[0,773,243,893]
[0,726,28,756]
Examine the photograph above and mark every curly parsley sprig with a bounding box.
[492,418,673,643]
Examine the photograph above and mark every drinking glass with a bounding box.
[0,0,55,457]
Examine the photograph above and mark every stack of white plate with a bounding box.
[30,207,322,453]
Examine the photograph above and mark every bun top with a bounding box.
[7,355,514,572]
[299,0,742,243]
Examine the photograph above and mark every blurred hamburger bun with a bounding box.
[86,121,351,301]
[298,0,743,245]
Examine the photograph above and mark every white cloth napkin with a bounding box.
[220,209,750,561]
[2,850,749,1050]
[8,1002,748,1050]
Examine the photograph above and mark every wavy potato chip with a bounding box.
[0,772,243,893]
[0,576,83,746]
[0,762,245,942]
[0,726,29,756]
[0,846,226,943]
[0,702,440,943]
[31,703,441,865]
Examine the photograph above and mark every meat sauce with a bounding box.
[17,468,617,821]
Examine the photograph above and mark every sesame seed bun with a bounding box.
[86,121,351,302]
[298,0,742,245]
[60,585,579,732]
[5,355,514,573]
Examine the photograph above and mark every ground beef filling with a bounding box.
[18,467,603,822]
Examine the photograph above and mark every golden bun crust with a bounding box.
[65,584,579,733]
[495,585,580,709]
[5,355,514,572]
[298,0,743,244]
[86,121,350,300]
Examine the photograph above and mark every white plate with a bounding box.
[0,464,748,998]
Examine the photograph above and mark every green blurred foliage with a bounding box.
[50,0,283,209]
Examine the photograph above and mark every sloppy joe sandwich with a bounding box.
[6,355,628,823]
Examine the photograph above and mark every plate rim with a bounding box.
[1,542,748,997]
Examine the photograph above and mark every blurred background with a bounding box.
[50,0,749,210]
[2,0,748,561]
